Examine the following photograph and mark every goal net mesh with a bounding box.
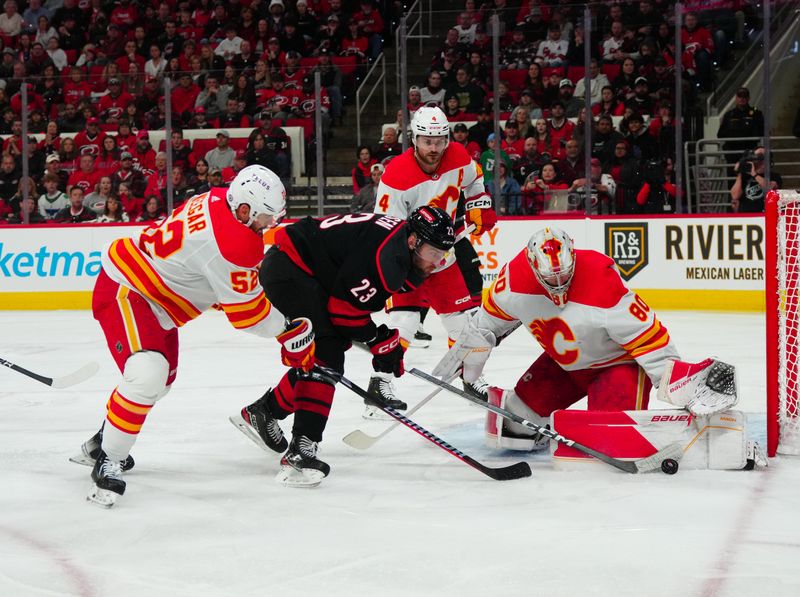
[774,190,800,454]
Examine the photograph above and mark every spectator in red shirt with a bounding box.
[681,11,715,92]
[67,154,102,195]
[111,151,146,197]
[115,121,136,153]
[501,120,525,165]
[547,101,575,150]
[221,150,249,184]
[132,130,157,174]
[341,19,368,62]
[95,135,120,176]
[109,0,138,32]
[117,181,143,220]
[171,72,201,123]
[63,67,93,107]
[97,78,134,124]
[115,39,146,76]
[352,0,384,61]
[72,117,106,157]
[143,151,168,199]
[10,84,46,116]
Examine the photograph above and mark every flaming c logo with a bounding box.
[529,317,579,366]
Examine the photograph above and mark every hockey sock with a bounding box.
[269,369,298,416]
[441,308,478,348]
[102,388,154,462]
[291,374,335,442]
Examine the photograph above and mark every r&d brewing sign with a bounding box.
[604,223,648,281]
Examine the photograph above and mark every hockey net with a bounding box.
[767,190,800,456]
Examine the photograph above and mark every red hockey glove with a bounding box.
[464,195,497,236]
[366,324,406,377]
[277,317,316,372]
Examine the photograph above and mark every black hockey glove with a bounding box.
[366,324,406,377]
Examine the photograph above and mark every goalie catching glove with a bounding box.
[464,195,497,237]
[657,358,738,416]
[277,317,316,372]
[433,316,497,382]
[367,324,406,377]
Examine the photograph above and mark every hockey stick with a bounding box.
[315,366,531,481]
[0,357,99,389]
[410,368,683,474]
[342,373,459,450]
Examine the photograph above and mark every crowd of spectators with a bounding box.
[351,1,765,216]
[0,0,397,224]
[0,1,770,224]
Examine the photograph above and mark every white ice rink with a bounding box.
[1,309,799,597]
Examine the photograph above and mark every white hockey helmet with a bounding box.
[227,165,286,228]
[410,105,450,147]
[526,227,575,307]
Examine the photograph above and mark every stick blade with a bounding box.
[482,461,532,481]
[634,442,684,473]
[51,362,100,389]
[342,429,379,450]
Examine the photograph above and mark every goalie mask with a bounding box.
[227,165,286,230]
[527,227,575,307]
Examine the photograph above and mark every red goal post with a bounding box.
[767,189,800,456]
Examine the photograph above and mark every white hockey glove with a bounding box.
[657,358,738,416]
[432,320,497,383]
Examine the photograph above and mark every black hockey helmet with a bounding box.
[408,206,455,251]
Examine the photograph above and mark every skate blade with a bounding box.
[409,339,431,349]
[362,404,394,421]
[87,484,120,508]
[275,465,325,488]
[69,452,94,467]
[229,413,285,454]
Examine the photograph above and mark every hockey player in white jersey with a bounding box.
[434,227,740,453]
[369,105,497,415]
[75,166,316,508]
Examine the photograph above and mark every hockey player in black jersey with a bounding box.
[230,206,456,487]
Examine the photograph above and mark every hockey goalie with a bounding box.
[434,227,765,470]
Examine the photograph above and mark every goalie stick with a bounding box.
[410,368,684,474]
[315,366,531,481]
[0,357,99,389]
[342,373,459,450]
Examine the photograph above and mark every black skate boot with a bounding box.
[70,426,135,471]
[276,435,330,488]
[229,390,288,454]
[87,450,126,508]
[363,375,407,419]
[411,326,432,349]
[462,374,490,402]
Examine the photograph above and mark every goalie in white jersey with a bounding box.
[369,105,498,413]
[434,227,741,454]
[74,165,316,508]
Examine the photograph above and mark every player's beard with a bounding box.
[414,147,443,173]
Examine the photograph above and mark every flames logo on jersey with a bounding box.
[529,317,579,366]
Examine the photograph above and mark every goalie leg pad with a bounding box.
[551,409,757,470]
[485,388,550,451]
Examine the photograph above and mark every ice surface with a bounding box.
[1,310,799,597]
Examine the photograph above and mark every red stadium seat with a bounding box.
[229,137,248,151]
[285,118,314,141]
[499,69,527,88]
[299,57,318,69]
[601,63,621,81]
[542,66,565,79]
[192,138,217,159]
[567,66,585,84]
[331,56,357,78]
[65,49,78,66]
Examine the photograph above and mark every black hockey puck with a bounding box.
[661,458,679,475]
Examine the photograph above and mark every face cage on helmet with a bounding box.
[527,251,574,298]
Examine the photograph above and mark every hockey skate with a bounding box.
[87,450,126,508]
[276,435,330,488]
[363,375,408,420]
[485,387,550,451]
[462,374,490,402]
[410,325,432,349]
[229,391,288,454]
[70,427,135,471]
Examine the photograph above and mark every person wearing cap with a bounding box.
[220,149,249,183]
[203,2,229,43]
[71,117,106,157]
[310,47,344,123]
[479,133,512,189]
[316,13,343,56]
[205,130,236,171]
[97,78,134,124]
[351,161,384,212]
[111,151,146,197]
[547,100,575,149]
[516,90,543,124]
[501,120,525,164]
[717,86,764,161]
[132,130,157,174]
[625,76,654,115]
[535,22,568,67]
[556,78,582,118]
[451,122,481,162]
[624,112,657,161]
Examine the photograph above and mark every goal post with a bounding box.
[766,189,800,456]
